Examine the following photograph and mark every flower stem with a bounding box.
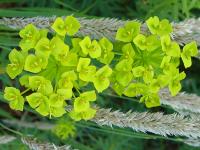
[21,88,31,95]
[0,122,23,136]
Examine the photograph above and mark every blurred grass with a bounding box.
[0,0,200,150]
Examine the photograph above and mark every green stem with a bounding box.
[74,86,81,95]
[21,88,31,95]
[0,122,23,136]
[114,52,123,56]
[72,92,76,98]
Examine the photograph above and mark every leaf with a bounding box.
[162,65,186,96]
[19,23,39,38]
[115,59,133,86]
[93,65,112,92]
[169,80,182,96]
[98,51,114,65]
[80,90,96,102]
[69,110,82,121]
[143,68,154,84]
[158,19,173,36]
[115,71,133,86]
[161,35,180,57]
[19,24,40,51]
[51,17,66,36]
[116,21,141,42]
[183,41,198,56]
[95,65,112,77]
[77,57,91,71]
[6,49,25,79]
[35,97,50,116]
[112,81,126,96]
[93,77,110,93]
[132,66,145,77]
[98,37,114,64]
[58,70,77,89]
[115,59,132,72]
[160,56,171,68]
[146,35,161,51]
[181,41,198,68]
[49,93,65,107]
[57,88,72,100]
[79,36,91,55]
[65,16,80,36]
[71,38,82,53]
[19,39,37,52]
[121,43,135,60]
[35,37,51,55]
[146,16,172,36]
[140,93,160,108]
[61,52,78,66]
[29,76,53,95]
[79,36,101,58]
[26,92,47,108]
[80,107,96,120]
[80,66,96,82]
[69,108,96,121]
[4,87,24,111]
[90,40,102,58]
[146,16,160,35]
[50,107,66,117]
[29,76,44,90]
[24,53,48,73]
[24,55,41,73]
[181,53,192,68]
[123,83,145,97]
[77,58,96,82]
[149,79,161,93]
[51,36,69,63]
[19,75,30,87]
[166,42,180,57]
[99,37,113,52]
[6,64,21,79]
[133,34,146,50]
[74,97,90,112]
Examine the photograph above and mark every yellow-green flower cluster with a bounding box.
[52,117,76,140]
[114,16,198,107]
[4,16,198,121]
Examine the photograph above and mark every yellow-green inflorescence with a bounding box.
[4,16,198,120]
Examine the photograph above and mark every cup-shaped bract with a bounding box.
[4,87,24,111]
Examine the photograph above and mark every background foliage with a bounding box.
[0,0,200,149]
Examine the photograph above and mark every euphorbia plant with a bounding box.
[4,16,198,120]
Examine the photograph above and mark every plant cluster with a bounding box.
[3,16,198,120]
[52,117,76,140]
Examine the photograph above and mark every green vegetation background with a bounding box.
[0,0,200,150]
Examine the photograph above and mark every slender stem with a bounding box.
[114,52,123,56]
[74,86,81,95]
[21,88,31,95]
[0,122,23,136]
[72,92,76,98]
